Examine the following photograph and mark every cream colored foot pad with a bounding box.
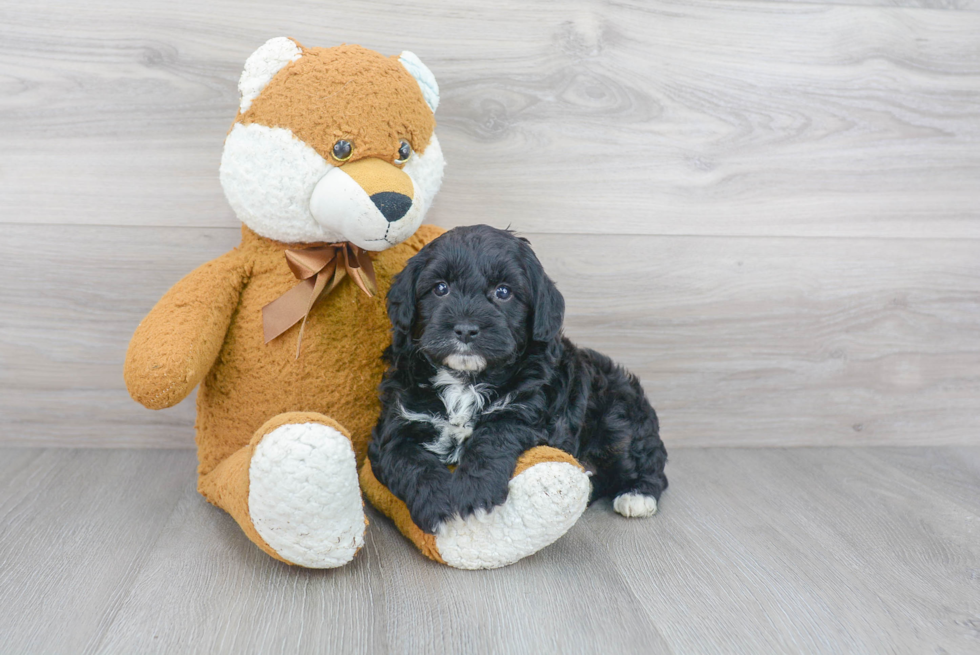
[249,422,365,568]
[436,462,591,570]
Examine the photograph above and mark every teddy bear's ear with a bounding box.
[398,51,439,113]
[238,37,303,113]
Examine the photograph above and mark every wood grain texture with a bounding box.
[0,449,193,654]
[2,224,976,448]
[769,0,979,10]
[589,446,980,654]
[0,0,978,449]
[94,477,672,655]
[534,232,980,447]
[0,447,977,654]
[0,0,978,238]
[0,225,229,447]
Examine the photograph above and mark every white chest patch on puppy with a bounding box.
[400,369,516,464]
[433,369,486,423]
[426,369,487,463]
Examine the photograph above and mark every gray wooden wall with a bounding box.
[1,0,978,448]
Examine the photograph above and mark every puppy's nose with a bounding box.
[454,323,480,344]
[370,192,412,222]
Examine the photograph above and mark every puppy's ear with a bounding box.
[527,251,565,343]
[387,253,425,353]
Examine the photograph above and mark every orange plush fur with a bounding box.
[125,226,446,564]
[126,224,442,475]
[241,44,436,164]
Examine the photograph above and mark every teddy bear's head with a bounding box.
[220,38,445,250]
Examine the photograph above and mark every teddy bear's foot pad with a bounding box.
[249,422,365,568]
[435,461,590,570]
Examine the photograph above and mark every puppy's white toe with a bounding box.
[613,492,659,518]
[249,422,365,568]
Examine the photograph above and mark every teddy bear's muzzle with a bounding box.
[309,157,419,250]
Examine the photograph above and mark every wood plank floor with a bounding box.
[1,446,977,654]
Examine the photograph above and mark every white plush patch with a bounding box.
[443,352,487,372]
[238,37,302,113]
[398,51,440,112]
[219,124,445,248]
[400,133,445,229]
[436,462,590,569]
[613,492,658,518]
[220,123,341,244]
[248,422,365,568]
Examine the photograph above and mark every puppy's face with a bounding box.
[387,225,565,373]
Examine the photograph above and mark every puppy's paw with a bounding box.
[449,476,510,519]
[408,499,456,535]
[613,492,659,518]
[408,479,509,534]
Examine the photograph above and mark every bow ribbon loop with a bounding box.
[283,248,332,280]
[262,242,378,356]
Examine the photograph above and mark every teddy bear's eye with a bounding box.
[332,140,353,162]
[395,139,413,164]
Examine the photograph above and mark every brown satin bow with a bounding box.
[262,242,378,356]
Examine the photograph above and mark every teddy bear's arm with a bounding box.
[124,249,248,410]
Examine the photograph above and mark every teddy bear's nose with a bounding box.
[370,192,412,222]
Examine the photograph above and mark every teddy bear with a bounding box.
[124,38,591,570]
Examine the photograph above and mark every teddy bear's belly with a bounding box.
[195,273,391,475]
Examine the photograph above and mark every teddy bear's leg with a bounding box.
[360,446,590,569]
[198,412,366,568]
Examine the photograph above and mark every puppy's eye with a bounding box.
[331,139,353,162]
[494,285,512,301]
[395,139,413,164]
[434,281,450,297]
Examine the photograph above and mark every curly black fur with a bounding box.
[368,225,668,534]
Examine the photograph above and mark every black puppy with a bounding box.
[368,225,668,534]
